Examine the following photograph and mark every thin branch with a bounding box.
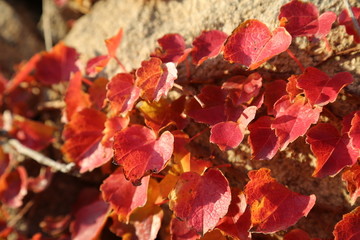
[42,0,53,51]
[8,201,34,227]
[343,0,360,40]
[7,139,76,174]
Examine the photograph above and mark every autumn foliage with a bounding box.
[1,0,360,239]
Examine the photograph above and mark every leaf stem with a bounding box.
[286,49,305,72]
[114,57,127,73]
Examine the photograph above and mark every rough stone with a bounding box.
[0,0,43,77]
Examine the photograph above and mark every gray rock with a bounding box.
[0,0,43,77]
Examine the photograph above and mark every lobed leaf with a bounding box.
[210,106,256,151]
[191,30,228,66]
[151,33,190,64]
[169,168,231,235]
[12,118,55,151]
[185,85,227,125]
[216,190,252,240]
[105,28,123,58]
[222,73,262,106]
[223,19,291,70]
[342,163,360,205]
[338,7,360,43]
[62,108,113,173]
[89,77,108,109]
[245,168,316,233]
[113,125,174,185]
[135,57,177,102]
[70,191,109,240]
[279,0,336,39]
[100,168,149,221]
[138,96,188,133]
[272,95,321,150]
[35,42,79,85]
[64,71,91,121]
[306,123,359,178]
[297,67,353,106]
[85,55,110,77]
[333,206,360,240]
[106,73,140,115]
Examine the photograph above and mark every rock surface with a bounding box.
[0,0,43,77]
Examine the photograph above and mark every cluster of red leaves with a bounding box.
[0,0,360,239]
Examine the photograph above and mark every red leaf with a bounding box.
[169,168,231,235]
[108,212,136,238]
[133,209,163,240]
[136,57,177,101]
[0,166,28,208]
[222,73,262,106]
[85,55,110,77]
[105,28,123,58]
[223,19,292,70]
[62,108,112,173]
[151,33,190,64]
[217,190,252,240]
[70,192,110,240]
[101,116,129,148]
[35,42,79,85]
[100,168,149,221]
[306,123,359,178]
[342,163,360,205]
[210,106,256,151]
[349,111,360,149]
[333,206,360,240]
[12,118,55,151]
[191,30,228,66]
[338,7,360,43]
[286,75,303,101]
[272,95,321,150]
[284,229,311,240]
[248,116,280,160]
[6,53,41,93]
[64,71,91,121]
[297,67,353,106]
[138,96,188,133]
[106,73,140,115]
[264,79,287,115]
[278,0,336,39]
[245,168,316,233]
[89,77,108,109]
[0,148,10,177]
[210,121,243,151]
[113,125,174,185]
[170,217,200,240]
[185,85,227,125]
